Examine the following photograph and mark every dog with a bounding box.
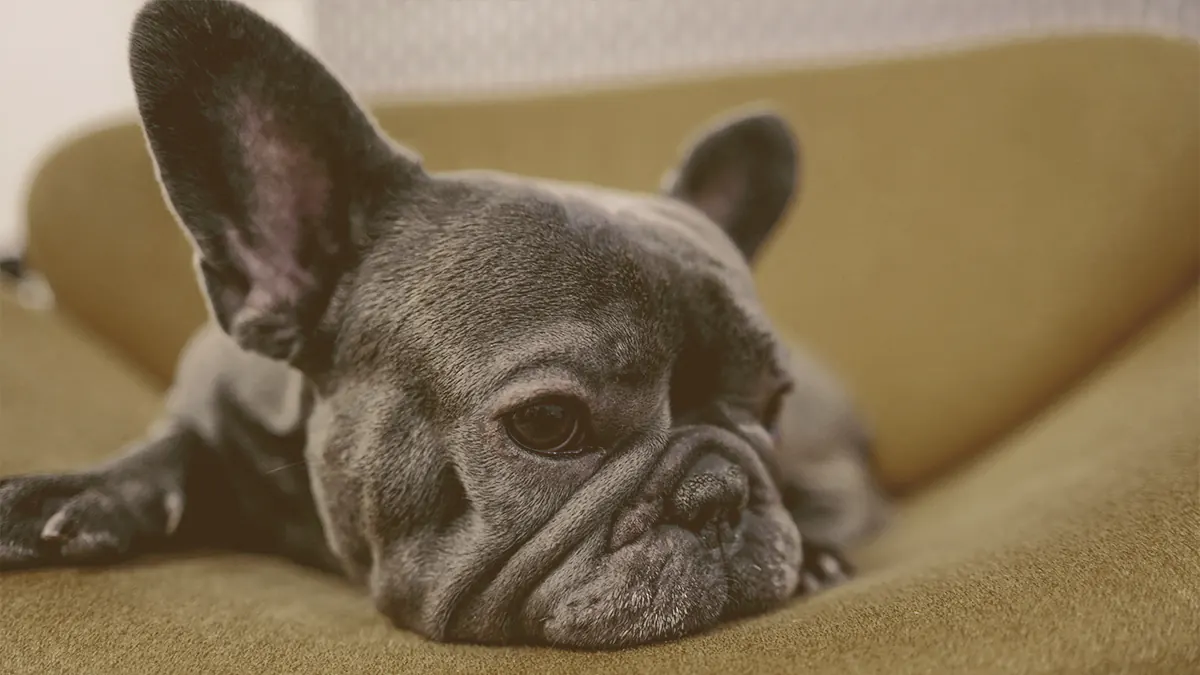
[0,0,888,649]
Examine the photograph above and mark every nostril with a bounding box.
[723,497,743,528]
[712,498,742,532]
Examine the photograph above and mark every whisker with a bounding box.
[265,461,304,475]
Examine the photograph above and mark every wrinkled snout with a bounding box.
[392,424,799,648]
[609,425,769,551]
[523,424,801,647]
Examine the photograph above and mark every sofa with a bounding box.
[1,33,1197,674]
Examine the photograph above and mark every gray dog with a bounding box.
[0,0,887,649]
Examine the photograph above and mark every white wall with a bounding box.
[0,0,315,259]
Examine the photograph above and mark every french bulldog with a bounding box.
[0,0,887,649]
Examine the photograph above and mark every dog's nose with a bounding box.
[668,454,749,531]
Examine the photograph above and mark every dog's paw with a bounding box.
[0,471,183,570]
[797,540,854,596]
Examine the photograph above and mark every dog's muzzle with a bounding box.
[424,423,788,644]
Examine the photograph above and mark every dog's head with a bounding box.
[130,0,885,648]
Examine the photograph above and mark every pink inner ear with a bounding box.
[693,163,747,229]
[225,94,331,309]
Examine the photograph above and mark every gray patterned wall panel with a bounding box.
[315,0,1198,96]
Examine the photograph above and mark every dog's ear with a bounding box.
[663,110,800,263]
[129,0,416,362]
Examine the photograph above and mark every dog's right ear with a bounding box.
[663,109,799,264]
[129,0,418,363]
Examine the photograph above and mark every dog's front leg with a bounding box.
[0,421,227,570]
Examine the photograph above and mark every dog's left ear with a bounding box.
[663,110,800,263]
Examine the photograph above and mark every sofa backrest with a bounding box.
[24,34,1199,492]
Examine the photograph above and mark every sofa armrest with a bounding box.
[0,287,163,475]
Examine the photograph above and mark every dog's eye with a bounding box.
[504,397,587,455]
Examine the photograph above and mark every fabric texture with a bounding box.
[5,33,1199,673]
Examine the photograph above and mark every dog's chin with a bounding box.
[522,504,801,649]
